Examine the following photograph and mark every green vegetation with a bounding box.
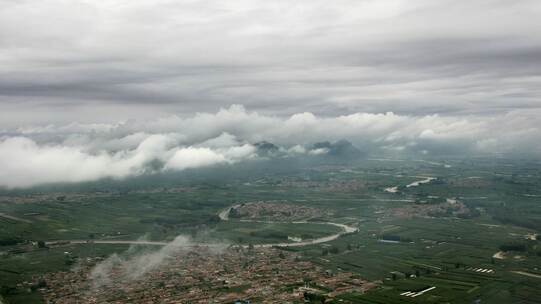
[1,157,541,303]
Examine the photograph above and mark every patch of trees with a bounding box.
[0,285,18,296]
[1,279,46,298]
[329,246,340,254]
[343,262,363,269]
[491,207,541,231]
[229,208,240,218]
[207,215,221,224]
[303,292,326,303]
[456,208,481,219]
[499,243,527,252]
[175,200,218,210]
[248,230,288,240]
[140,217,182,225]
[0,237,22,246]
[339,230,359,238]
[300,233,313,239]
[381,234,400,241]
[321,246,340,255]
[380,234,412,243]
[431,178,444,185]
[427,208,453,218]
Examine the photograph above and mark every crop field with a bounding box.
[1,157,541,303]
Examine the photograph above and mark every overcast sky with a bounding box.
[1,0,541,187]
[1,0,540,126]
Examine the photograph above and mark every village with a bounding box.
[227,201,332,222]
[38,247,376,303]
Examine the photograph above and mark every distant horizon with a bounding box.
[1,0,541,187]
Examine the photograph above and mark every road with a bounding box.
[47,239,169,246]
[0,213,32,223]
[510,271,541,279]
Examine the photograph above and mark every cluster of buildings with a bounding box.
[39,247,375,303]
[231,201,331,221]
[0,192,110,205]
[390,198,473,219]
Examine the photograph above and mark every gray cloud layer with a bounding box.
[1,105,540,188]
[1,0,541,126]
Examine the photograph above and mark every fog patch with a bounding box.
[89,235,228,288]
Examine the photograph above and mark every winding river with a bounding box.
[47,206,357,249]
[384,176,436,193]
[217,205,357,248]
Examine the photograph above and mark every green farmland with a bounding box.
[1,157,541,303]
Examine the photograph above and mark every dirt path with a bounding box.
[510,271,541,279]
[0,213,32,223]
[48,240,169,246]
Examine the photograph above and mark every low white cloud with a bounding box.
[165,147,227,171]
[0,137,124,188]
[309,148,330,156]
[0,105,540,188]
[0,127,258,188]
[90,235,228,288]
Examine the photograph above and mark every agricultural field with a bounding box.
[1,157,541,303]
